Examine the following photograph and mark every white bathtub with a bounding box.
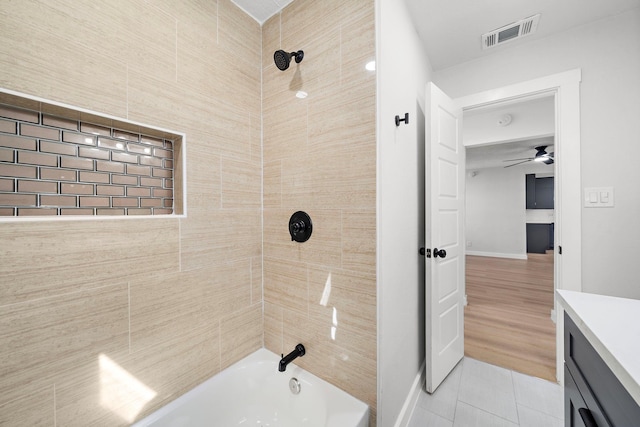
[133,348,369,427]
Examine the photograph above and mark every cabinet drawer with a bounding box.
[565,364,611,427]
[564,364,610,427]
[564,313,640,426]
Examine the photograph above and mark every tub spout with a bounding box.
[279,344,305,372]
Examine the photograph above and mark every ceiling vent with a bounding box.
[482,14,540,50]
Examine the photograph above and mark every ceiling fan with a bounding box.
[503,145,554,168]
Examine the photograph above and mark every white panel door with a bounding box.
[425,82,465,393]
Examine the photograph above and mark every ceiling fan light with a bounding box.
[543,158,554,165]
[534,156,546,162]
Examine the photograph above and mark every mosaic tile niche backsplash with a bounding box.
[0,102,177,217]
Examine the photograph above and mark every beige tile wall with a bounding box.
[262,0,377,425]
[1,0,378,425]
[0,0,262,425]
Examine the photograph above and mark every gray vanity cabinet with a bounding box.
[564,313,640,427]
[565,364,600,427]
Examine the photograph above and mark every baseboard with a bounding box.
[393,360,426,427]
[465,251,527,260]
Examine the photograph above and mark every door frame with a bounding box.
[454,69,582,384]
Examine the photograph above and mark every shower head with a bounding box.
[274,49,304,71]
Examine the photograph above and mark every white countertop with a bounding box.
[557,290,640,406]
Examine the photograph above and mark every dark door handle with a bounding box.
[434,248,446,258]
[578,408,598,427]
[419,247,431,258]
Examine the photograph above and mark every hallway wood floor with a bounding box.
[464,253,556,382]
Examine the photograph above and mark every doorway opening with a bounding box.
[462,94,556,381]
[424,69,581,390]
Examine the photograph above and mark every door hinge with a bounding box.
[558,245,562,254]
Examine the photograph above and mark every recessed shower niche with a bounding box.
[0,89,185,218]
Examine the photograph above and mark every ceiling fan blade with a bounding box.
[503,157,534,162]
[504,159,532,168]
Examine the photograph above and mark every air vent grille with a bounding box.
[484,33,496,49]
[498,25,520,43]
[521,19,534,35]
[482,14,540,49]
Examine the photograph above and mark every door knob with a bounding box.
[419,247,431,258]
[434,248,447,258]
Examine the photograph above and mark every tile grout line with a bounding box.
[174,18,178,83]
[456,358,465,391]
[260,10,265,346]
[279,12,281,47]
[128,281,131,354]
[451,358,465,426]
[510,368,521,426]
[512,370,565,422]
[411,357,563,426]
[457,400,521,426]
[53,383,56,427]
[125,65,129,119]
[218,319,222,369]
[339,21,343,86]
[219,156,223,207]
[0,281,124,309]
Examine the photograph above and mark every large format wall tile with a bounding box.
[0,284,129,405]
[1,0,378,425]
[220,303,263,370]
[0,384,53,427]
[180,209,262,271]
[0,219,179,305]
[262,1,377,424]
[54,324,221,427]
[0,1,262,425]
[263,208,343,267]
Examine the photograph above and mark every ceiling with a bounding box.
[466,137,555,171]
[464,98,559,170]
[465,96,555,170]
[233,0,639,67]
[230,0,293,24]
[232,0,638,170]
[405,0,640,71]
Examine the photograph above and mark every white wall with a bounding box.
[526,209,555,224]
[377,0,432,424]
[466,163,551,258]
[435,8,640,299]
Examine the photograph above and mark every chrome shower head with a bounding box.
[274,49,304,71]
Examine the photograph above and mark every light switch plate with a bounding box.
[584,187,614,207]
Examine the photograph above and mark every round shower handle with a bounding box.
[289,211,313,243]
[291,220,305,233]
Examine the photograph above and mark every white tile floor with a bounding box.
[407,358,564,427]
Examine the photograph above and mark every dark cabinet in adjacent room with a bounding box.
[526,223,554,254]
[526,174,554,209]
